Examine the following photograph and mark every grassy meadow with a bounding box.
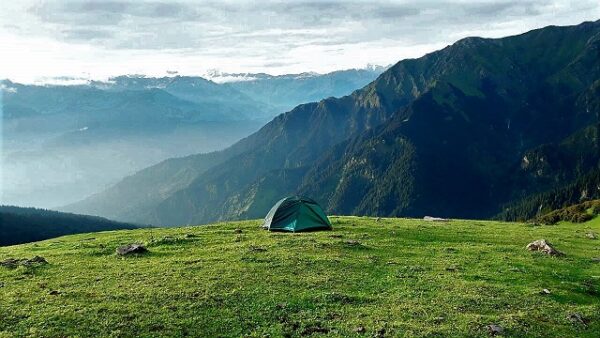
[0,217,598,337]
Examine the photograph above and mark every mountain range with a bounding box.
[218,66,389,113]
[65,21,600,225]
[1,67,383,208]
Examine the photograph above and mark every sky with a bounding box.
[1,0,599,83]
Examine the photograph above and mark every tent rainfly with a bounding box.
[262,196,332,232]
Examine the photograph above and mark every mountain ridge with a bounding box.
[65,20,600,225]
[0,205,141,246]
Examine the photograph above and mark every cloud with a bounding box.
[61,28,114,41]
[1,0,599,83]
[30,1,192,21]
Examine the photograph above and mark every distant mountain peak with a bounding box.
[204,65,388,83]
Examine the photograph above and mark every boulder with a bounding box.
[526,239,564,256]
[116,244,147,256]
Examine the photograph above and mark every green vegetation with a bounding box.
[499,169,600,222]
[0,206,140,246]
[1,217,598,337]
[536,200,600,225]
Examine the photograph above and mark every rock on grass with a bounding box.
[354,326,366,334]
[116,244,147,256]
[526,239,564,256]
[486,324,504,336]
[567,313,588,326]
[0,256,48,268]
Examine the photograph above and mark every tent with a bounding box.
[262,196,332,232]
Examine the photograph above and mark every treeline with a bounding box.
[0,206,141,246]
[497,169,600,222]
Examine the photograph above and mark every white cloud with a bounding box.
[0,0,599,83]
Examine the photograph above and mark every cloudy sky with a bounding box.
[1,0,599,83]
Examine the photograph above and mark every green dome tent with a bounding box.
[262,196,332,232]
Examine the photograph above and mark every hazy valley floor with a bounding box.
[0,217,598,337]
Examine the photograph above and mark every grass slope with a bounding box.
[0,217,598,337]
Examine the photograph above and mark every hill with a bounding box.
[66,20,600,226]
[0,217,598,336]
[0,206,140,246]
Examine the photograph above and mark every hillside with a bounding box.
[0,206,140,246]
[66,20,600,226]
[0,217,598,336]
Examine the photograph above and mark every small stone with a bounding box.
[374,327,386,337]
[0,282,4,288]
[375,217,382,222]
[24,256,48,265]
[48,290,61,296]
[486,324,504,336]
[526,239,564,256]
[300,325,329,335]
[424,216,449,222]
[234,228,243,234]
[567,313,588,326]
[591,257,600,263]
[1,256,48,268]
[116,244,147,256]
[445,265,459,272]
[354,326,366,334]
[0,259,21,268]
[249,245,266,252]
[540,288,551,295]
[344,240,361,246]
[585,232,597,239]
[433,316,445,323]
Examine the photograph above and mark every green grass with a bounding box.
[0,217,599,337]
